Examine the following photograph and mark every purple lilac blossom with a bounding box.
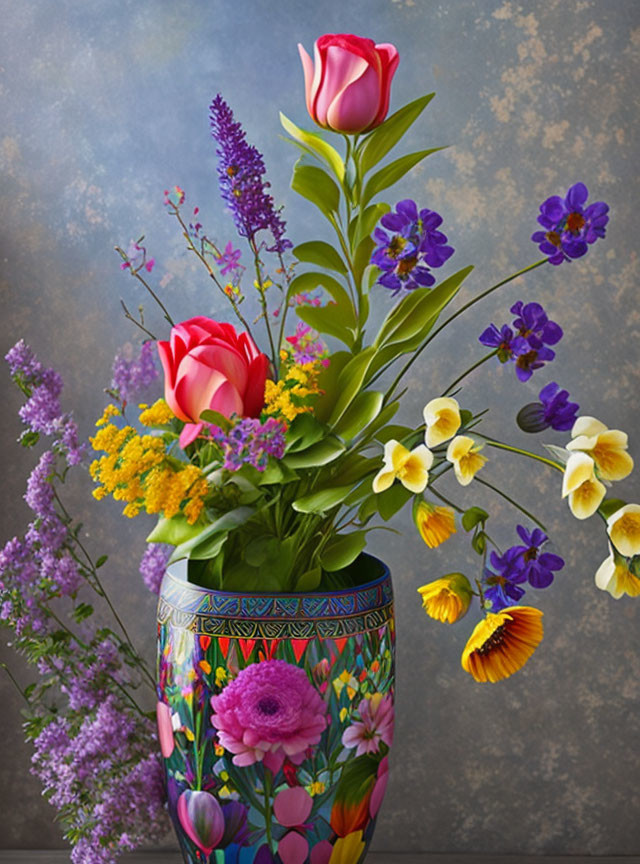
[217,240,243,275]
[212,417,287,471]
[139,543,172,594]
[111,341,159,404]
[517,381,580,433]
[209,94,291,253]
[479,301,563,382]
[531,182,609,265]
[371,199,454,295]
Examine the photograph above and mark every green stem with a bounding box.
[264,768,274,851]
[1,663,31,707]
[251,242,278,369]
[382,259,547,399]
[128,265,175,327]
[442,350,497,396]
[474,476,548,532]
[428,479,502,553]
[475,434,564,473]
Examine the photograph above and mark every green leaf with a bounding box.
[462,506,489,532]
[312,351,352,423]
[95,555,108,569]
[170,507,254,562]
[374,266,474,349]
[297,303,355,347]
[280,112,345,182]
[542,444,571,465]
[333,390,383,441]
[357,401,400,443]
[147,514,206,546]
[333,752,378,804]
[599,498,627,520]
[358,493,380,523]
[294,567,322,592]
[377,484,413,521]
[287,271,355,319]
[361,147,446,208]
[348,202,391,250]
[328,347,377,427]
[72,603,94,623]
[375,423,413,445]
[293,485,353,515]
[285,413,327,452]
[293,240,347,275]
[353,235,375,289]
[20,430,40,448]
[292,162,341,218]
[284,437,345,468]
[244,536,279,567]
[199,409,232,431]
[321,531,367,571]
[471,530,487,555]
[358,93,436,176]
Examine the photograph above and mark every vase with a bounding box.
[156,553,395,864]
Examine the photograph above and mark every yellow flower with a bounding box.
[329,831,365,864]
[139,398,175,426]
[446,435,487,486]
[561,452,606,519]
[595,546,640,599]
[214,743,225,757]
[307,781,326,796]
[566,416,634,482]
[418,573,472,624]
[461,606,544,683]
[96,404,121,426]
[215,666,228,688]
[423,396,461,448]
[372,440,433,494]
[607,504,640,558]
[414,500,456,548]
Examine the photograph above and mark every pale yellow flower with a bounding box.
[446,435,487,486]
[423,396,461,448]
[567,416,634,481]
[561,452,606,520]
[418,573,472,624]
[595,545,640,599]
[607,504,640,558]
[372,440,433,494]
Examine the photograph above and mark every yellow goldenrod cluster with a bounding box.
[263,357,323,423]
[139,398,175,426]
[90,405,208,523]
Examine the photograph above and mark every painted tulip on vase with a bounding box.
[1,24,637,864]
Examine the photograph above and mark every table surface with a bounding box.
[1,854,639,863]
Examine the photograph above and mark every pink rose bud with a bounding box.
[298,33,399,134]
[157,316,269,448]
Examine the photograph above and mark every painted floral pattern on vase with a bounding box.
[156,555,395,864]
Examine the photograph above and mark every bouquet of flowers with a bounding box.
[1,30,638,864]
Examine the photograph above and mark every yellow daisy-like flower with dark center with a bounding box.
[418,573,472,624]
[461,606,543,683]
[414,501,456,548]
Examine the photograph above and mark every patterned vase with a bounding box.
[156,553,395,864]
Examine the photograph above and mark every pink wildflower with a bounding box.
[341,693,394,757]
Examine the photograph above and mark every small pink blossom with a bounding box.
[341,693,394,757]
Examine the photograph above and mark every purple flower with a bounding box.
[509,525,565,589]
[138,543,171,594]
[209,94,291,253]
[285,322,329,365]
[211,417,286,472]
[216,240,242,275]
[111,341,159,404]
[531,182,609,265]
[24,451,57,519]
[371,199,454,295]
[479,301,563,382]
[517,381,580,433]
[483,547,527,612]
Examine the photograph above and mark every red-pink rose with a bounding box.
[157,316,269,448]
[298,33,399,134]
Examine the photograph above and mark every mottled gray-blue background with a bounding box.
[1,0,639,855]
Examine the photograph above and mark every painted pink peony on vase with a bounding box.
[298,33,399,134]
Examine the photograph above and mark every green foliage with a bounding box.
[292,485,353,515]
[361,148,446,209]
[377,484,413,521]
[279,112,345,182]
[285,413,327,453]
[283,436,345,468]
[358,92,436,176]
[199,409,233,431]
[471,531,487,555]
[291,161,341,218]
[320,531,367,571]
[294,567,322,592]
[293,240,348,275]
[287,271,354,310]
[599,498,627,520]
[462,506,489,532]
[297,302,356,348]
[146,514,206,546]
[170,507,254,562]
[333,390,384,442]
[328,347,377,426]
